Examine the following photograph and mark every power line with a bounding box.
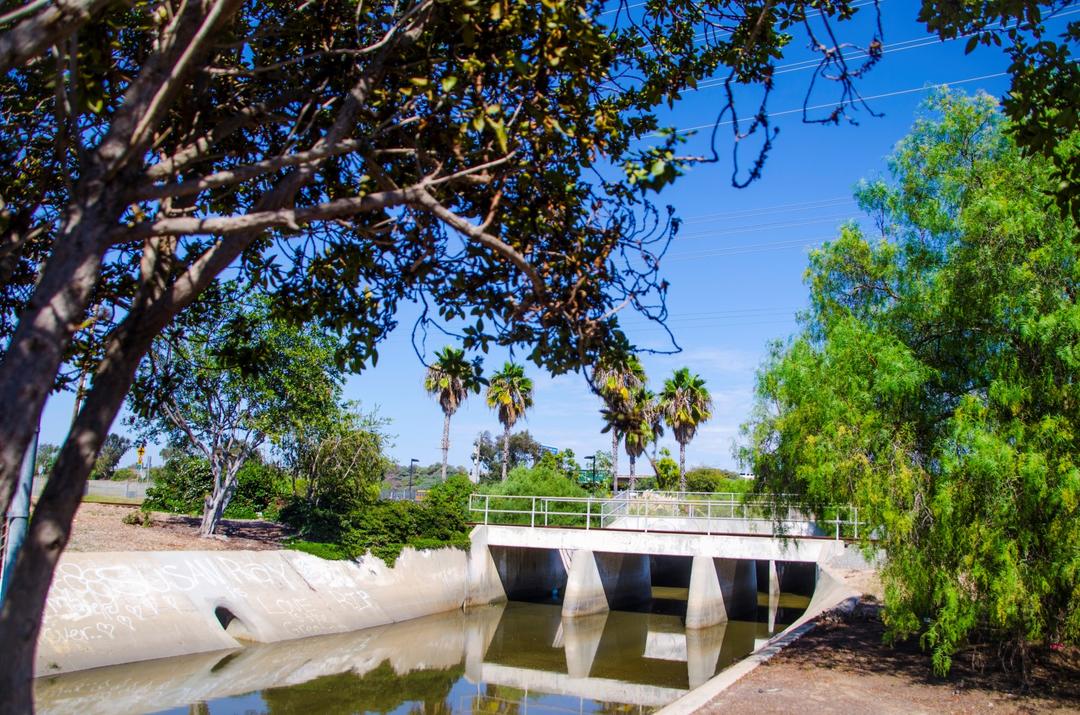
[665,234,834,261]
[678,195,853,225]
[676,214,856,240]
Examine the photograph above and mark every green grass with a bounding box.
[82,494,144,506]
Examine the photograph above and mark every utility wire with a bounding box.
[665,235,834,261]
[676,214,856,240]
[679,196,853,224]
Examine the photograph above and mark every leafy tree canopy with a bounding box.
[741,90,1080,674]
[129,283,344,534]
[474,429,541,482]
[89,434,132,481]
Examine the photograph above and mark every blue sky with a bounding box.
[36,2,1076,473]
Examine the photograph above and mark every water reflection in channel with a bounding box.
[34,591,808,715]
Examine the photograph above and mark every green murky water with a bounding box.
[34,591,809,715]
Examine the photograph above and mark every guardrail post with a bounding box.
[706,500,712,535]
[586,498,591,530]
[484,494,490,525]
[531,496,536,528]
[544,498,549,527]
[644,498,649,533]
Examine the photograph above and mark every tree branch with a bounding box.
[409,187,547,299]
[0,0,119,73]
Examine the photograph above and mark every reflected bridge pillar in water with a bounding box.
[560,611,608,678]
[685,556,757,629]
[562,550,652,618]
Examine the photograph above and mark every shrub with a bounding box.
[287,474,478,566]
[112,467,140,482]
[121,509,152,527]
[685,467,753,494]
[479,463,589,525]
[145,454,288,518]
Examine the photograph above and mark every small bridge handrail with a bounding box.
[467,493,863,540]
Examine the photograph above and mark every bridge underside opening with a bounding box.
[754,560,817,630]
[648,555,692,617]
[489,546,568,603]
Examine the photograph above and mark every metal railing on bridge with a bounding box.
[468,491,864,540]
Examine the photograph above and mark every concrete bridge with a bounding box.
[465,493,862,630]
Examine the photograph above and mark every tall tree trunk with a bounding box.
[611,431,619,488]
[200,471,238,537]
[440,412,451,481]
[501,424,511,482]
[0,295,159,714]
[629,453,636,493]
[679,441,687,493]
[0,214,111,517]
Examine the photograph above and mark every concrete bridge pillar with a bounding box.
[563,550,608,617]
[562,551,652,618]
[768,560,783,632]
[466,534,507,607]
[686,557,757,629]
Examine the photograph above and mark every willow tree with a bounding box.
[659,368,713,491]
[425,347,484,481]
[741,91,1080,674]
[486,363,534,481]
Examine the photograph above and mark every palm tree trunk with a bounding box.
[501,425,511,481]
[629,453,636,493]
[679,441,687,492]
[611,431,619,487]
[441,412,451,481]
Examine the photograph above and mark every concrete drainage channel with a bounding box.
[36,524,872,713]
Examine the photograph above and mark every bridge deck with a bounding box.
[476,524,843,563]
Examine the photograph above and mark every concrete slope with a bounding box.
[36,547,469,676]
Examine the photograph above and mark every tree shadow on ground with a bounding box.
[776,599,1080,706]
[161,514,295,548]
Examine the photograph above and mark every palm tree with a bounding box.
[603,386,661,492]
[424,346,484,480]
[486,363,534,481]
[594,353,646,484]
[659,367,713,491]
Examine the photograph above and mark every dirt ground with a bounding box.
[64,502,291,552]
[704,599,1080,714]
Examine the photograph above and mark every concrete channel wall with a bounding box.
[35,547,470,676]
[37,524,862,679]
